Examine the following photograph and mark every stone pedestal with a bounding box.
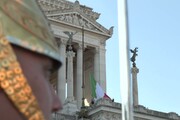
[131,66,139,106]
[61,101,79,116]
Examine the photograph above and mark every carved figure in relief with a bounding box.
[73,14,79,25]
[79,17,85,27]
[65,14,72,23]
[86,21,93,29]
[59,14,65,21]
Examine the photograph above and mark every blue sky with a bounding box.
[69,0,180,115]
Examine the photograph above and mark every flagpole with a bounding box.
[118,0,134,120]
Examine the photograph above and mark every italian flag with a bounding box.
[90,74,111,100]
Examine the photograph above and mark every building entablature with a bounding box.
[51,24,107,49]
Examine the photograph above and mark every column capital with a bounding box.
[77,43,83,50]
[66,51,75,58]
[57,38,67,48]
[60,39,67,46]
[100,40,106,46]
[77,43,87,51]
[94,47,100,54]
[131,67,139,73]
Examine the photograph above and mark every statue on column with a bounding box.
[130,47,139,106]
[130,47,138,67]
[63,31,77,51]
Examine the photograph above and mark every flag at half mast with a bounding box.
[90,74,111,100]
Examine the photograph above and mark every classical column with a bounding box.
[131,66,139,106]
[57,39,66,104]
[66,50,75,102]
[60,43,78,115]
[94,47,100,84]
[99,45,106,92]
[76,44,83,109]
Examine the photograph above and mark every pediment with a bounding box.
[48,12,112,35]
[37,0,113,36]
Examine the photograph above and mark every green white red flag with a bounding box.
[90,74,111,100]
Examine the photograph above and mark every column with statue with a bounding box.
[61,31,78,115]
[130,47,139,106]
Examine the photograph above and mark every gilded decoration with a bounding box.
[0,36,44,120]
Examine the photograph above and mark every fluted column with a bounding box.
[76,44,83,109]
[94,47,100,84]
[57,39,66,104]
[66,50,75,102]
[131,66,139,106]
[99,46,106,92]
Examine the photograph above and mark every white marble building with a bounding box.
[37,0,112,111]
[37,0,180,120]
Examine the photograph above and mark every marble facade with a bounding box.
[37,0,180,120]
[37,0,112,110]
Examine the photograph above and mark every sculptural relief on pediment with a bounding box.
[49,13,103,33]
